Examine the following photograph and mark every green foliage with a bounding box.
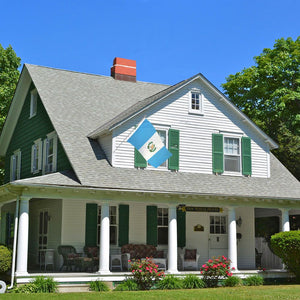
[0,245,12,273]
[129,257,165,290]
[200,256,234,287]
[223,276,243,287]
[0,44,21,185]
[222,37,300,180]
[89,280,110,292]
[114,279,139,291]
[270,231,300,282]
[156,275,183,290]
[244,275,264,286]
[11,283,38,294]
[12,276,57,293]
[182,274,205,289]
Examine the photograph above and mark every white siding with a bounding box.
[128,203,146,244]
[98,134,112,164]
[112,79,270,178]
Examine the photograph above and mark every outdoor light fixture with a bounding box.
[236,216,242,227]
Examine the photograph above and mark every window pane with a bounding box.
[158,227,168,245]
[110,225,117,244]
[44,212,48,234]
[225,155,240,172]
[157,131,166,146]
[224,138,239,155]
[39,212,43,234]
[210,225,214,233]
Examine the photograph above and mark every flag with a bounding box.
[127,119,172,168]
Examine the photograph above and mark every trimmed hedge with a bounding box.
[270,231,300,282]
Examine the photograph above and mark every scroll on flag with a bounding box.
[127,119,172,168]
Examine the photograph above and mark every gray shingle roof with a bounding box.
[20,64,300,201]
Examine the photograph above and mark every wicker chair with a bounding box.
[57,245,81,271]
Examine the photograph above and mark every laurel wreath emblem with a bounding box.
[147,141,156,152]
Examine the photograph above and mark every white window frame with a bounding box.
[223,135,242,175]
[189,90,203,115]
[42,131,57,174]
[10,149,21,181]
[147,126,169,170]
[31,138,43,174]
[97,205,118,246]
[157,207,168,245]
[209,215,227,234]
[30,89,37,118]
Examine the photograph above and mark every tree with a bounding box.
[0,45,21,184]
[222,37,300,180]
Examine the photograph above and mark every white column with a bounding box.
[16,197,30,276]
[281,208,290,232]
[227,207,238,271]
[167,205,178,273]
[98,202,111,274]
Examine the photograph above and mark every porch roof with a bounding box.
[9,153,300,201]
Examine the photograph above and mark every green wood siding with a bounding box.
[168,129,179,170]
[212,133,224,173]
[85,203,98,246]
[118,204,129,247]
[177,208,186,248]
[242,137,252,176]
[4,83,72,183]
[147,205,157,246]
[134,148,147,168]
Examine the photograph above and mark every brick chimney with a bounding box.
[111,57,136,82]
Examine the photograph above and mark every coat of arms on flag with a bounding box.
[127,118,172,168]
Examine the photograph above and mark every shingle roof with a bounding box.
[18,64,300,201]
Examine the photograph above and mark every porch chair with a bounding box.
[180,249,200,270]
[57,245,81,271]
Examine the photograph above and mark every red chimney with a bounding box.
[111,57,136,82]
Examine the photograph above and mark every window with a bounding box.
[224,137,241,172]
[30,89,37,118]
[157,208,168,245]
[97,206,118,245]
[43,132,57,174]
[189,91,203,114]
[10,149,21,181]
[31,139,43,173]
[148,129,167,168]
[210,216,227,234]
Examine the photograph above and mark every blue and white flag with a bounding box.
[127,118,172,168]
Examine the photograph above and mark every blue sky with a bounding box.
[1,0,299,90]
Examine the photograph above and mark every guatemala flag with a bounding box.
[127,119,172,168]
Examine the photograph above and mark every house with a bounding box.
[0,57,299,285]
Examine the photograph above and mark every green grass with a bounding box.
[1,285,300,299]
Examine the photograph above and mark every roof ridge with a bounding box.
[24,63,170,87]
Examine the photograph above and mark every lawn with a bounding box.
[1,285,300,300]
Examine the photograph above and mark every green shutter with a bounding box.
[168,129,179,170]
[242,137,252,176]
[118,205,129,247]
[147,206,157,246]
[177,208,186,248]
[85,203,98,246]
[212,133,224,173]
[134,148,147,168]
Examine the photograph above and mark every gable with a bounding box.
[4,82,72,183]
[112,79,271,178]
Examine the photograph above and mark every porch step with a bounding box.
[57,282,113,293]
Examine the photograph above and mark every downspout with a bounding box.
[3,188,20,290]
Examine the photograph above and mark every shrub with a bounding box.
[157,275,183,290]
[12,276,57,293]
[129,257,164,290]
[114,279,139,291]
[223,276,243,287]
[12,283,38,294]
[244,275,264,286]
[200,256,235,287]
[270,231,300,282]
[90,280,110,292]
[182,274,205,289]
[32,276,57,293]
[0,245,12,273]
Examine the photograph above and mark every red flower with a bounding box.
[232,267,235,270]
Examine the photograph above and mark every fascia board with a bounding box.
[0,66,31,156]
